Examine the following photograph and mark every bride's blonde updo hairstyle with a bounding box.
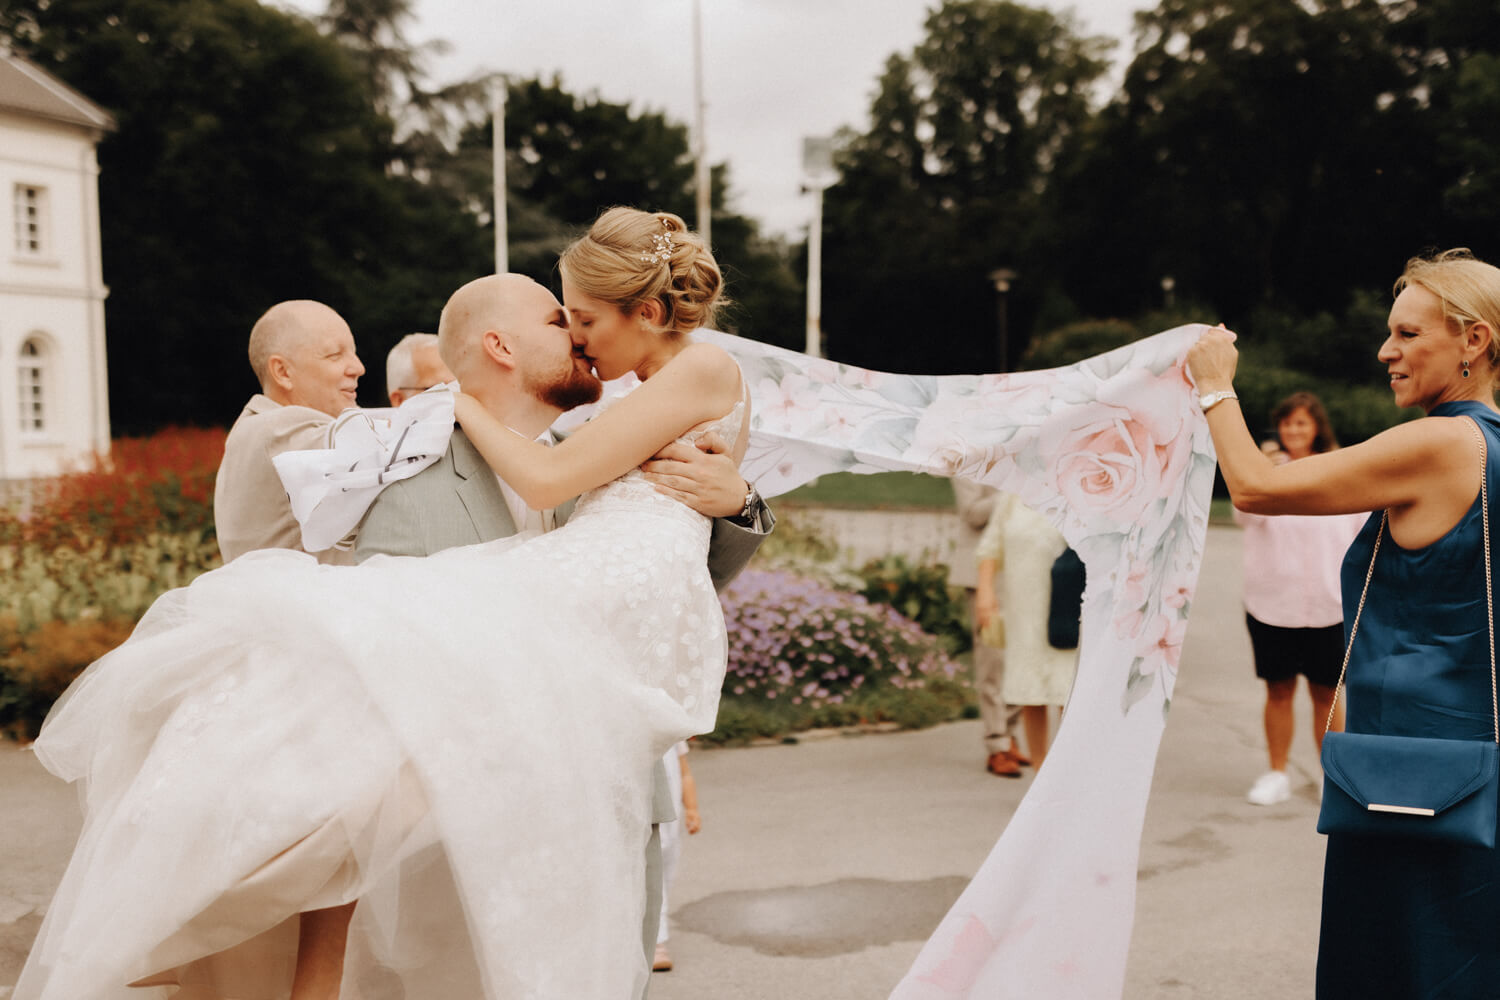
[559,207,725,336]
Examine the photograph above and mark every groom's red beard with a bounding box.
[532,365,603,412]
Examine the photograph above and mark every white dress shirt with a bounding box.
[497,427,556,533]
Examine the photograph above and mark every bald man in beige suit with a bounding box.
[213,300,366,565]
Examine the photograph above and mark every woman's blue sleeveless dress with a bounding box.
[1316,401,1500,999]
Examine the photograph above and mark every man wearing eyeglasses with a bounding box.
[385,332,455,406]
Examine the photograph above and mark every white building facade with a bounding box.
[0,51,112,480]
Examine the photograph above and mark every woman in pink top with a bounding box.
[1236,393,1365,805]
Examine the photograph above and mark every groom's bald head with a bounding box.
[436,273,546,380]
[436,273,600,421]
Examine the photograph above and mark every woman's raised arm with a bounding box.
[1189,328,1479,546]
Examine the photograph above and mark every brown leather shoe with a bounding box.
[986,751,1022,777]
[1009,749,1032,768]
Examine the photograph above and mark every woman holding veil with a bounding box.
[16,207,748,1000]
[1191,250,1500,998]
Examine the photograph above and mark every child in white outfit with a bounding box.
[653,741,700,972]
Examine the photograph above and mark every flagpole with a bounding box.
[492,76,508,274]
[692,0,711,246]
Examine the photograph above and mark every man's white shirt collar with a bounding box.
[497,427,555,533]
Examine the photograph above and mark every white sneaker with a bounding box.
[1246,770,1292,806]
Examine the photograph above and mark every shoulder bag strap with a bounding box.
[1324,416,1497,743]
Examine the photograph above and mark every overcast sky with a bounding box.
[280,0,1145,237]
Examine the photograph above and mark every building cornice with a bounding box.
[0,281,109,301]
[0,51,115,136]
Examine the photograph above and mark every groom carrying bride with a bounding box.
[354,272,773,991]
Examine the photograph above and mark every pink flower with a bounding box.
[804,357,843,384]
[916,915,1000,992]
[756,374,822,433]
[1136,612,1188,674]
[1114,607,1146,642]
[1038,369,1195,530]
[1121,561,1151,607]
[1162,581,1191,610]
[907,394,1010,482]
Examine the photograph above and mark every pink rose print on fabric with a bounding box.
[1038,367,1194,536]
[916,915,1009,992]
[1136,612,1188,677]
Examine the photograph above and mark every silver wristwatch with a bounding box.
[734,481,761,523]
[1199,389,1238,412]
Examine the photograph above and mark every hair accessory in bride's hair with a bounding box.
[640,226,674,266]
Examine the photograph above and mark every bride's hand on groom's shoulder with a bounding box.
[640,433,748,519]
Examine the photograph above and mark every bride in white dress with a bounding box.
[16,208,743,1000]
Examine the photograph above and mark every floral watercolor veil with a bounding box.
[695,325,1217,1000]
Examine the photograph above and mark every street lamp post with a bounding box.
[989,268,1017,372]
[492,76,508,274]
[692,0,711,246]
[802,136,835,358]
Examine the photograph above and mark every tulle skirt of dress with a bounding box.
[15,484,725,1000]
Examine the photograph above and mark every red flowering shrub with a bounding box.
[3,426,224,549]
[0,427,225,739]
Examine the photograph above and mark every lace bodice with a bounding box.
[570,397,748,528]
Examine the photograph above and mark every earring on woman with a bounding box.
[1463,359,1472,379]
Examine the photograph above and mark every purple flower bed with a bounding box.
[719,568,959,709]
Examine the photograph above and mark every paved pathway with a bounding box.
[0,524,1328,998]
[646,524,1324,1000]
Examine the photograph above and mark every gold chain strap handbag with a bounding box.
[1316,418,1500,847]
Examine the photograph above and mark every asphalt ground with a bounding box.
[1,524,1327,998]
[652,521,1325,999]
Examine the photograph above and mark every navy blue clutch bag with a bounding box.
[1318,732,1499,847]
[1315,418,1499,848]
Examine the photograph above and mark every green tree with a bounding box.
[317,0,489,173]
[2,0,490,429]
[1050,0,1442,326]
[820,0,1112,374]
[1388,0,1500,246]
[448,77,803,346]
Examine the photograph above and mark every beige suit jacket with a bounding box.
[213,394,352,565]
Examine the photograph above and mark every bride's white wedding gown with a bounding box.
[15,401,744,1000]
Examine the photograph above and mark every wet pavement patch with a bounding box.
[0,912,41,986]
[674,876,970,957]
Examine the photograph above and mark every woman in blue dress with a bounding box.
[1190,248,1500,998]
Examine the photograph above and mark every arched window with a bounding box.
[19,337,47,433]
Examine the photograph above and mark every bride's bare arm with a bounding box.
[454,342,743,510]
